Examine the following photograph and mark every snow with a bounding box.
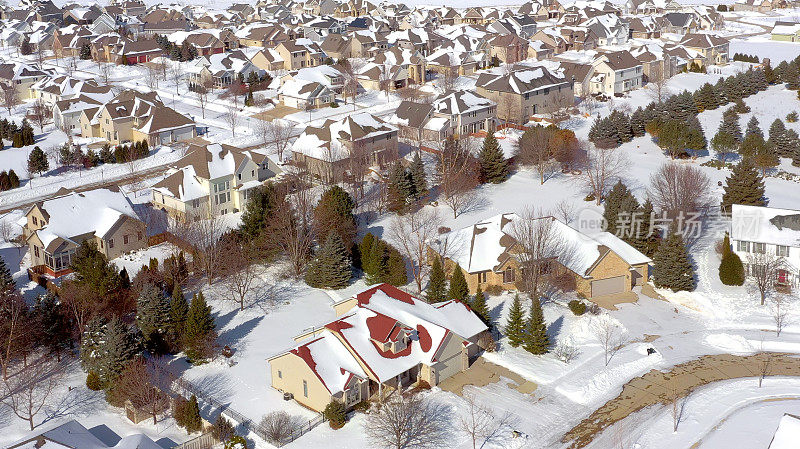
[769,413,800,449]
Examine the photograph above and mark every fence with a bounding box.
[281,415,326,445]
[173,433,216,449]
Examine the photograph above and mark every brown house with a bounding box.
[429,213,652,300]
[24,187,146,278]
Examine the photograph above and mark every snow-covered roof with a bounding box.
[31,188,140,251]
[291,112,396,162]
[731,204,800,248]
[770,414,800,449]
[6,419,162,449]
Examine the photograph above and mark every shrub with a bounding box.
[352,401,371,412]
[587,303,601,315]
[554,340,581,363]
[483,284,504,296]
[551,273,576,292]
[323,401,347,429]
[173,397,189,428]
[584,193,596,202]
[212,416,235,443]
[330,102,339,108]
[104,383,126,407]
[86,371,103,391]
[224,435,249,449]
[719,251,745,286]
[261,411,294,445]
[788,111,799,123]
[568,300,586,316]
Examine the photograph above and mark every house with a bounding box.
[0,62,49,100]
[475,65,573,123]
[730,204,800,287]
[274,39,325,70]
[268,283,488,413]
[487,34,531,65]
[768,414,800,449]
[6,419,163,449]
[734,0,787,12]
[357,62,410,92]
[151,143,276,220]
[590,50,644,96]
[249,48,287,72]
[389,90,496,142]
[771,21,800,42]
[186,50,261,90]
[429,213,652,299]
[24,188,146,277]
[373,47,427,84]
[291,112,398,183]
[80,90,195,146]
[278,78,335,109]
[628,16,661,39]
[288,65,345,94]
[110,38,164,65]
[662,12,698,35]
[31,76,112,106]
[679,33,729,66]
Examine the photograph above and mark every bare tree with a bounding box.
[458,393,516,449]
[591,315,626,366]
[582,144,628,206]
[646,65,670,104]
[193,82,209,119]
[260,119,294,162]
[497,95,517,132]
[769,294,792,336]
[261,411,295,445]
[666,385,689,432]
[224,105,240,138]
[347,139,370,200]
[116,357,170,425]
[516,125,558,184]
[177,214,225,285]
[29,98,52,133]
[648,162,712,219]
[145,64,160,90]
[434,66,458,94]
[98,63,112,85]
[220,238,259,311]
[378,64,393,102]
[757,349,773,387]
[366,393,452,449]
[59,281,101,344]
[157,57,169,82]
[388,208,442,293]
[1,84,20,114]
[338,58,365,108]
[554,339,580,363]
[169,63,183,99]
[1,351,63,430]
[437,138,479,219]
[264,174,314,277]
[509,209,571,301]
[747,252,785,305]
[554,199,576,225]
[0,291,26,380]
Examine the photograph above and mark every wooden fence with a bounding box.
[174,432,216,449]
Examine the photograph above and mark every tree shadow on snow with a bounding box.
[547,316,564,342]
[42,386,104,425]
[218,315,265,349]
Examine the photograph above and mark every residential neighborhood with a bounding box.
[1,0,800,448]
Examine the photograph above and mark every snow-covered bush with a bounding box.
[554,341,581,363]
[261,411,295,444]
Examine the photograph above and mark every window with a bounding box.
[123,235,129,245]
[108,239,114,249]
[278,370,282,379]
[34,246,39,258]
[777,245,790,257]
[753,242,766,254]
[137,231,142,241]
[192,199,200,209]
[100,240,104,249]
[238,173,241,180]
[503,268,515,283]
[737,241,750,252]
[32,216,38,226]
[478,272,487,283]
[303,380,308,397]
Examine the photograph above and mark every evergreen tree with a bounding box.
[764,61,776,84]
[718,233,745,286]
[447,264,469,302]
[721,158,766,212]
[32,293,71,358]
[169,283,189,350]
[314,185,356,249]
[305,233,352,289]
[652,230,696,292]
[184,395,202,433]
[719,108,742,142]
[609,110,633,143]
[359,233,378,283]
[71,240,120,298]
[693,82,719,111]
[629,199,660,258]
[523,297,549,355]
[383,246,407,286]
[785,62,800,90]
[408,152,428,200]
[81,317,139,384]
[478,132,508,184]
[387,162,411,213]
[426,257,447,303]
[184,292,216,361]
[711,128,739,163]
[79,43,92,60]
[470,285,491,328]
[745,116,763,138]
[136,284,171,354]
[7,170,18,188]
[505,294,526,348]
[0,255,13,295]
[27,146,49,175]
[630,107,648,136]
[603,180,639,236]
[768,118,790,157]
[239,183,277,240]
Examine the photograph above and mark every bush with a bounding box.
[551,273,576,292]
[719,251,745,286]
[788,111,799,123]
[212,416,235,443]
[104,383,126,407]
[554,340,581,363]
[224,435,249,449]
[261,411,294,445]
[587,303,601,315]
[568,300,586,316]
[584,193,596,202]
[86,371,103,391]
[323,401,346,429]
[330,101,339,108]
[483,284,504,296]
[352,401,371,412]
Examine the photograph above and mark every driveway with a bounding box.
[439,357,537,396]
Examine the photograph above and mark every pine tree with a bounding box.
[8,170,19,188]
[764,61,776,84]
[239,183,277,240]
[652,230,696,292]
[447,264,469,302]
[185,292,216,361]
[384,246,407,286]
[630,107,648,136]
[786,62,800,90]
[719,233,745,286]
[32,293,70,358]
[711,129,739,163]
[314,185,356,249]
[426,257,447,303]
[478,132,508,184]
[80,43,92,60]
[119,267,130,289]
[470,285,491,328]
[408,152,428,200]
[721,159,766,212]
[745,116,763,138]
[628,199,660,257]
[136,284,171,354]
[768,118,790,156]
[169,283,189,350]
[80,317,139,384]
[27,146,49,175]
[305,233,352,289]
[387,162,411,213]
[603,180,639,235]
[523,297,549,355]
[719,108,742,142]
[0,255,13,295]
[185,395,202,433]
[505,294,526,348]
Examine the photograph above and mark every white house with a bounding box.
[730,204,800,287]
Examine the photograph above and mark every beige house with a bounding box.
[679,33,729,66]
[268,284,488,413]
[274,40,324,70]
[429,213,652,300]
[80,90,195,146]
[389,90,496,142]
[24,188,146,277]
[151,143,277,221]
[476,65,573,124]
[291,112,398,183]
[0,62,49,100]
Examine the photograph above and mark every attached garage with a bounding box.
[591,275,626,297]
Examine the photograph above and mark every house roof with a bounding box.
[476,65,567,94]
[770,414,800,449]
[432,90,495,115]
[731,204,800,248]
[292,112,396,162]
[6,419,163,449]
[679,32,728,48]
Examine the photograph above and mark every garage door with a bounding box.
[591,276,626,297]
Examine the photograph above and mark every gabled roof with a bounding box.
[476,65,567,94]
[679,33,728,48]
